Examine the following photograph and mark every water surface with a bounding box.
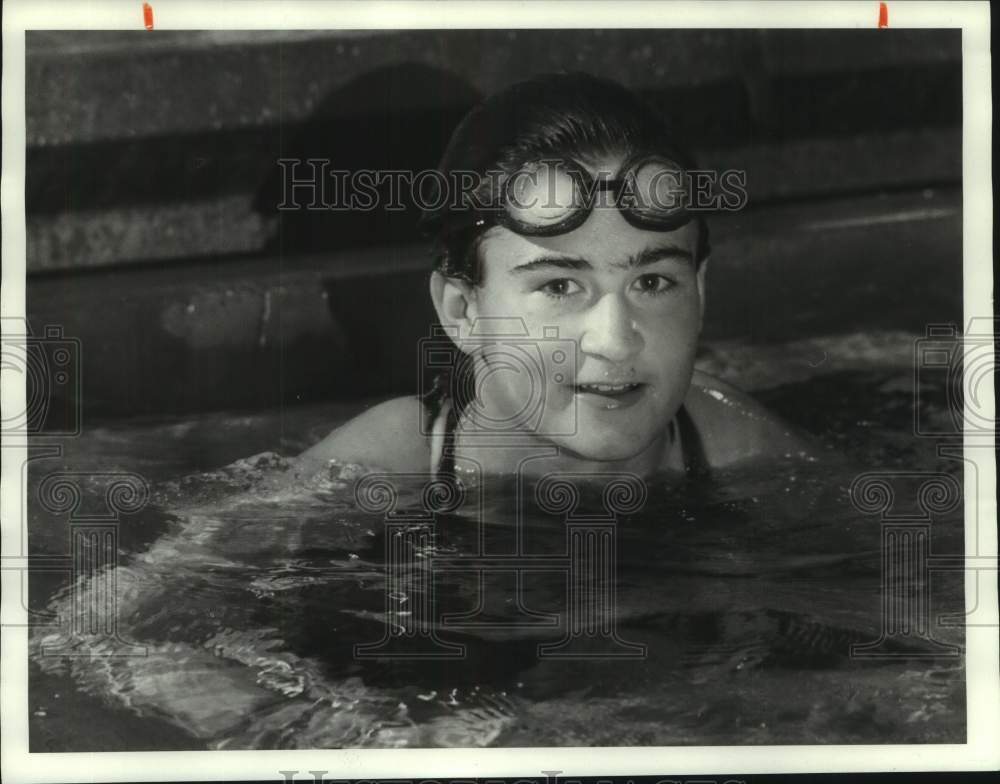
[28,334,967,749]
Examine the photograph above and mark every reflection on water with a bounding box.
[28,364,966,749]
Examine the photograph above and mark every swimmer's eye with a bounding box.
[538,278,583,299]
[632,273,677,296]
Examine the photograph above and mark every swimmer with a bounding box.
[300,73,814,478]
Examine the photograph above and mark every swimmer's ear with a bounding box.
[429,271,479,350]
[696,258,709,329]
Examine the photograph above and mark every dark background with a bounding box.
[24,29,963,419]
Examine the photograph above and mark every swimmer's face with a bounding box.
[435,154,707,463]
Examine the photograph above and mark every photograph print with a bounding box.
[3,3,995,768]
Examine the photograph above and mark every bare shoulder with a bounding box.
[297,396,431,473]
[684,369,817,467]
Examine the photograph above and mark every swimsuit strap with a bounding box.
[426,396,457,477]
[674,404,710,477]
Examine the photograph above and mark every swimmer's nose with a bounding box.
[579,292,643,363]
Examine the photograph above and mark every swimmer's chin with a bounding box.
[551,433,664,466]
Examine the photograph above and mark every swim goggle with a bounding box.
[451,153,696,238]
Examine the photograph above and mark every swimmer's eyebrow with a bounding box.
[509,245,693,274]
[509,256,591,273]
[616,245,694,270]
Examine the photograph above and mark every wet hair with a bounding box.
[419,71,711,285]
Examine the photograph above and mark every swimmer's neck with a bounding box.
[449,422,680,478]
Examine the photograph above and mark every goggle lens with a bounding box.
[503,162,583,231]
[628,158,686,220]
[464,155,697,237]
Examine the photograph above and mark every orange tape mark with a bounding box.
[878,2,888,28]
[143,2,154,30]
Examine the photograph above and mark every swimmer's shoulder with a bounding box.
[683,369,818,467]
[297,396,431,473]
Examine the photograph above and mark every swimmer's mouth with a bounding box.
[572,382,643,397]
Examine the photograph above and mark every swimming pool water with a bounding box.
[27,331,967,749]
